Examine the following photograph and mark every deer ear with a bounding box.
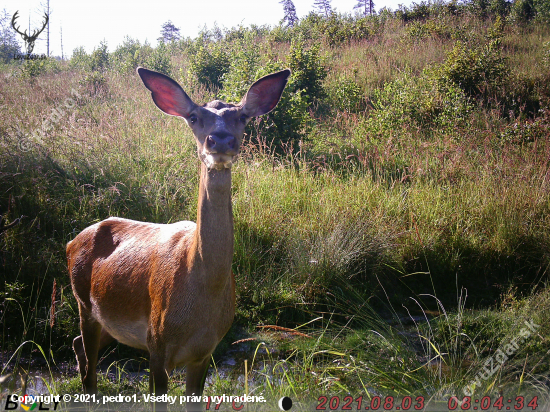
[137,67,196,118]
[241,69,291,117]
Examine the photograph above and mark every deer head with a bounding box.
[137,67,290,170]
[11,11,49,56]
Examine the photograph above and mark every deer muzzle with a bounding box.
[202,134,239,170]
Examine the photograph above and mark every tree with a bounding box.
[280,0,299,26]
[0,9,21,62]
[313,0,333,17]
[158,20,181,43]
[40,0,51,56]
[354,0,375,16]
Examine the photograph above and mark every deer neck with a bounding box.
[189,163,234,287]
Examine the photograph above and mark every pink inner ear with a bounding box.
[252,81,282,112]
[141,71,192,118]
[244,70,289,117]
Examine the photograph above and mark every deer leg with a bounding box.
[185,357,211,412]
[148,354,169,412]
[73,328,114,382]
[73,335,87,381]
[78,316,102,394]
[77,310,116,395]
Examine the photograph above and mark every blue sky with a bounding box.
[4,0,412,57]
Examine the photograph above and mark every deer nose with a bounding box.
[205,134,238,156]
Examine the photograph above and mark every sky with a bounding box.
[4,0,412,57]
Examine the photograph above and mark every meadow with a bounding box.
[1,1,550,409]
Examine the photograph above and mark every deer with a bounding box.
[67,67,290,411]
[11,11,49,56]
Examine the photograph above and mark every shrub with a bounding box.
[543,41,550,67]
[490,0,512,17]
[440,39,508,97]
[327,75,366,114]
[467,0,492,17]
[533,0,550,22]
[254,81,311,150]
[110,36,142,74]
[219,38,319,150]
[406,20,452,40]
[396,1,432,21]
[508,0,536,23]
[362,69,472,138]
[19,57,60,78]
[218,42,259,102]
[69,46,90,71]
[69,41,110,72]
[145,42,172,76]
[78,71,108,95]
[287,38,327,103]
[89,41,110,71]
[188,43,230,90]
[268,25,293,43]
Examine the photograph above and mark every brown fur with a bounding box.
[68,67,290,411]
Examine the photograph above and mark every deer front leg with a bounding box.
[148,351,169,411]
[185,357,211,412]
[72,335,87,381]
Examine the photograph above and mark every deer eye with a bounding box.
[239,114,248,124]
[189,114,198,125]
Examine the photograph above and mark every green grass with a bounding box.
[1,4,550,407]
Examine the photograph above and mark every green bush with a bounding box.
[220,38,317,150]
[145,42,172,76]
[269,12,379,46]
[218,42,259,102]
[490,0,511,17]
[508,0,535,22]
[69,46,90,70]
[396,1,432,21]
[406,20,453,40]
[69,41,110,72]
[90,41,110,71]
[468,0,492,17]
[533,0,550,22]
[287,38,327,103]
[327,75,366,113]
[19,57,60,78]
[110,36,142,74]
[506,0,550,23]
[188,43,230,90]
[440,39,508,97]
[362,69,472,138]
[543,41,550,67]
[268,25,293,43]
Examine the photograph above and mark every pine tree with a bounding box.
[313,0,333,18]
[354,0,375,16]
[158,21,181,43]
[280,0,299,27]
